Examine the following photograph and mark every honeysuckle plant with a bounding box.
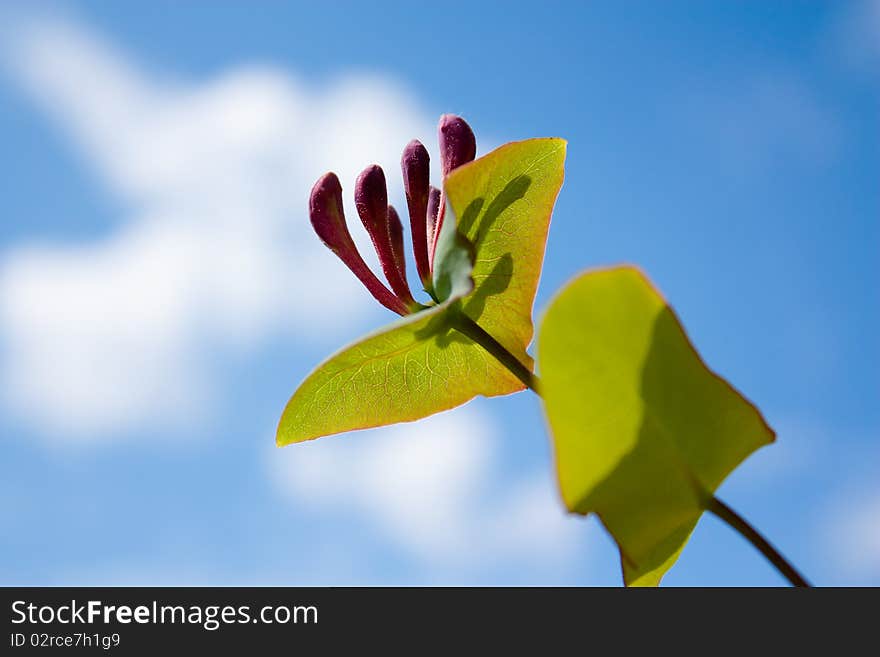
[277,114,810,587]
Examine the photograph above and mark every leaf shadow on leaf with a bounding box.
[412,252,513,351]
[458,175,532,243]
[575,307,720,584]
[454,174,530,325]
[457,197,484,238]
[413,302,469,349]
[464,253,513,321]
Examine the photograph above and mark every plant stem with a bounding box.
[450,313,541,393]
[707,496,811,587]
[454,314,811,587]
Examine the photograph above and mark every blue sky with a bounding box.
[0,1,877,586]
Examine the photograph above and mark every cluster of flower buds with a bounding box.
[309,114,476,315]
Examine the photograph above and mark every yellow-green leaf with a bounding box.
[446,138,567,367]
[537,266,775,586]
[276,301,522,444]
[277,138,566,445]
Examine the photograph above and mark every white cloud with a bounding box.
[268,405,584,574]
[0,17,440,440]
[830,487,880,579]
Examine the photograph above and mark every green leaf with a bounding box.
[537,266,775,586]
[275,301,522,443]
[446,138,567,368]
[277,138,567,445]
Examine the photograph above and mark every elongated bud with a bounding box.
[309,172,349,251]
[401,140,432,287]
[355,164,388,236]
[387,205,408,287]
[426,185,441,270]
[438,114,476,177]
[431,115,476,269]
[309,172,409,316]
[355,165,415,306]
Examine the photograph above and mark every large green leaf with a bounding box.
[277,138,566,445]
[447,138,567,367]
[537,266,774,586]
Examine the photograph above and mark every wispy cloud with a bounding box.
[0,18,437,441]
[829,485,880,582]
[268,405,585,578]
[827,0,880,72]
[694,70,842,175]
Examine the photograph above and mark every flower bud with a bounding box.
[426,185,441,269]
[432,115,475,268]
[355,165,415,306]
[438,114,476,178]
[309,172,409,316]
[387,205,407,285]
[355,164,388,237]
[309,172,349,252]
[401,140,432,286]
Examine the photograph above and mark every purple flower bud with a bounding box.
[310,114,480,307]
[426,185,442,270]
[438,114,476,178]
[309,172,348,250]
[431,115,476,269]
[355,165,415,306]
[309,172,410,316]
[401,140,432,287]
[354,164,388,237]
[387,205,407,286]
